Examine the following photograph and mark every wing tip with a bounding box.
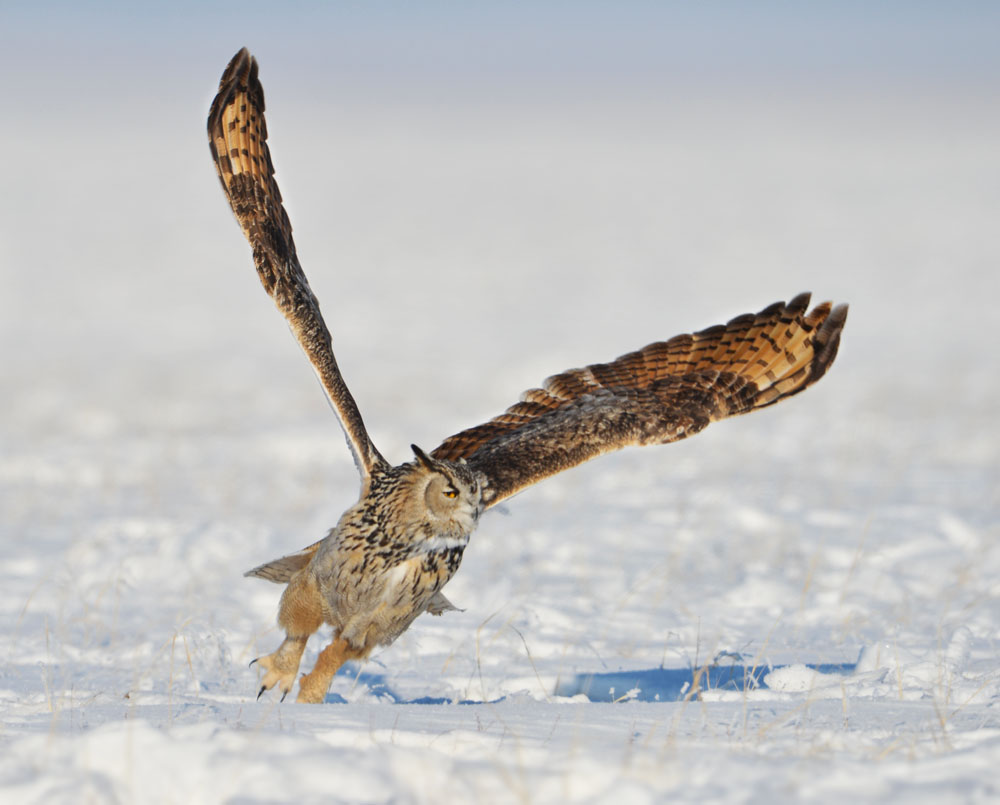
[222,47,256,87]
[787,291,812,316]
[806,300,849,385]
[208,47,262,137]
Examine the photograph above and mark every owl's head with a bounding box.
[408,444,485,538]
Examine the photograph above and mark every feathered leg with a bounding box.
[252,570,324,699]
[296,637,367,703]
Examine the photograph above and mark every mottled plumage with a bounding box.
[207,48,384,481]
[433,292,845,506]
[208,49,848,703]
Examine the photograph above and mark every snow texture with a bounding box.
[2,4,998,803]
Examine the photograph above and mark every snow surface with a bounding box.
[2,5,999,803]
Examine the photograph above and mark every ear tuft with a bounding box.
[411,444,435,469]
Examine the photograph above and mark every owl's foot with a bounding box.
[251,635,308,700]
[296,637,366,703]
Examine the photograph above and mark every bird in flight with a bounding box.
[208,48,848,703]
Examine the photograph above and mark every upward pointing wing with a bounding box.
[208,48,386,481]
[432,293,847,508]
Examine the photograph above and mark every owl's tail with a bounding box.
[244,539,324,584]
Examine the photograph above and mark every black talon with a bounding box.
[257,685,266,700]
[249,657,258,668]
[280,690,288,703]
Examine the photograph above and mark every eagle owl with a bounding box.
[208,49,848,704]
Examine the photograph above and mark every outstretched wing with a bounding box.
[208,48,386,481]
[432,293,847,507]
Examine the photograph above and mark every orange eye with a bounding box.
[443,488,458,498]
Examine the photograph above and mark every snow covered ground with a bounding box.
[2,4,998,803]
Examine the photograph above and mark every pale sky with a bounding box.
[4,1,998,104]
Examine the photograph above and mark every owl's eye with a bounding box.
[443,487,458,499]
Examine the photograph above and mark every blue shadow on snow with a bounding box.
[323,660,857,704]
[553,661,857,702]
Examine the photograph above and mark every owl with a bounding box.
[208,49,848,703]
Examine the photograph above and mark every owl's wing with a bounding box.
[432,293,847,508]
[208,49,386,481]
